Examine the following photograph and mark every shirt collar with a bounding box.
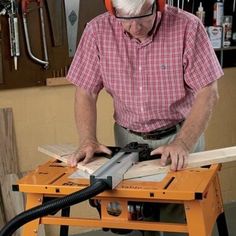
[122,11,163,45]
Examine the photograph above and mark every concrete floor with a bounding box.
[72,202,236,236]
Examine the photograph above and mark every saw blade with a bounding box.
[64,0,80,57]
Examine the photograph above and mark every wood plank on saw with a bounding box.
[38,144,108,175]
[38,144,236,179]
[124,146,236,179]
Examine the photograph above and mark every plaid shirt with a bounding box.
[67,6,223,132]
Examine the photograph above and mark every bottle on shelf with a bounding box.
[222,16,233,47]
[213,0,224,26]
[196,2,205,25]
[232,2,236,45]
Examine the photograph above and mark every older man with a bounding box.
[67,0,223,235]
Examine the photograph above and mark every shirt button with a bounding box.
[161,64,166,69]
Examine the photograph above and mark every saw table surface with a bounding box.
[16,160,228,236]
[18,160,219,201]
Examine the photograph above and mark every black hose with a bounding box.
[0,180,108,236]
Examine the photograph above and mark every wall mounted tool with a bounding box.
[45,0,63,47]
[0,44,3,84]
[64,0,80,57]
[0,0,20,70]
[21,0,49,68]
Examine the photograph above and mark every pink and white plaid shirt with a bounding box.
[67,6,223,132]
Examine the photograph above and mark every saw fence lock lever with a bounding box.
[21,0,49,69]
[123,142,161,162]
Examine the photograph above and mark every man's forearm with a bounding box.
[174,81,219,151]
[68,87,111,165]
[75,87,98,144]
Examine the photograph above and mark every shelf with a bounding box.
[214,46,236,52]
[213,46,236,67]
[46,77,71,87]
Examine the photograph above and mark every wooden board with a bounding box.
[125,146,236,179]
[0,108,19,179]
[0,194,6,229]
[1,174,25,236]
[0,108,20,230]
[46,77,71,86]
[38,144,108,175]
[38,144,236,179]
[0,173,46,236]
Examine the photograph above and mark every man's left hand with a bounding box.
[150,140,189,171]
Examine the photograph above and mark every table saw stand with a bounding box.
[14,160,228,236]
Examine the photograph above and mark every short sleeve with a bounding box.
[183,19,224,92]
[66,23,103,94]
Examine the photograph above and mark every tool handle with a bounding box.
[21,0,42,14]
[8,16,20,57]
[21,0,29,13]
[138,149,161,162]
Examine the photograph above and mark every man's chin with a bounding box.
[134,35,147,41]
[133,33,143,37]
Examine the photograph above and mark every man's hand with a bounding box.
[150,140,189,171]
[67,139,112,167]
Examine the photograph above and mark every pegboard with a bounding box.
[0,0,106,89]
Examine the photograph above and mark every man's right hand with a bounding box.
[67,139,112,167]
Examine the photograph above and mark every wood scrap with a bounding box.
[0,193,6,229]
[0,108,19,178]
[0,109,44,235]
[1,174,24,236]
[46,77,71,86]
[38,144,236,179]
[0,108,19,229]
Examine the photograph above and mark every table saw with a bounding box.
[14,162,228,236]
[1,142,232,236]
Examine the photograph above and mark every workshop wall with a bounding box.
[0,0,106,89]
[0,86,114,235]
[205,67,236,203]
[0,86,114,171]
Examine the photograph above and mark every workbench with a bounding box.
[15,160,228,236]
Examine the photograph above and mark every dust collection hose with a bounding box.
[0,180,108,236]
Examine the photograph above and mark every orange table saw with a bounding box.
[14,159,228,236]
